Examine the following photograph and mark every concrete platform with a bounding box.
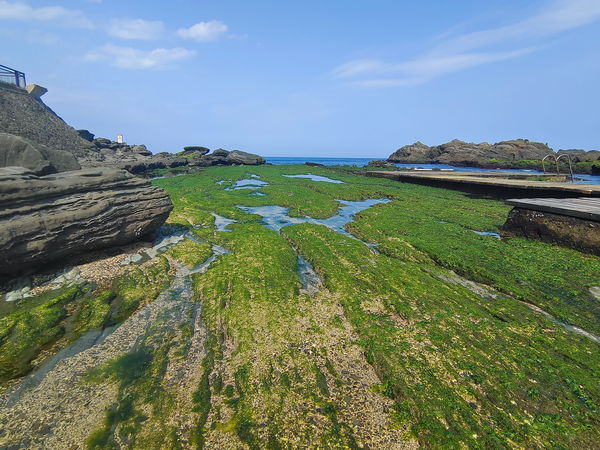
[367,170,600,197]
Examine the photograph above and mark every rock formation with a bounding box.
[388,139,553,166]
[0,167,173,275]
[0,133,80,175]
[0,82,96,157]
[1,82,266,177]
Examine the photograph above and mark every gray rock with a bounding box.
[212,148,230,157]
[183,146,209,155]
[388,139,554,165]
[0,167,173,275]
[93,138,112,147]
[0,83,96,157]
[76,130,95,142]
[226,150,265,165]
[132,145,152,156]
[556,149,600,162]
[0,133,81,175]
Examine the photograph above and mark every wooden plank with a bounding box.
[506,198,600,221]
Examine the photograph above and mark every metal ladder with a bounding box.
[542,154,574,182]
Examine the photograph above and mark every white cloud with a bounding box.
[84,44,195,70]
[0,0,93,28]
[176,20,228,42]
[333,0,600,87]
[107,18,164,40]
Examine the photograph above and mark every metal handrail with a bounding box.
[541,154,559,175]
[556,154,574,182]
[0,64,26,87]
[541,154,575,182]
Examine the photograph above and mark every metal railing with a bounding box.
[0,64,26,87]
[542,154,574,182]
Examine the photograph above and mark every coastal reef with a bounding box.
[2,165,598,449]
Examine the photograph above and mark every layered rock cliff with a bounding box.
[0,167,173,275]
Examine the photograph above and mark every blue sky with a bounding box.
[1,0,599,157]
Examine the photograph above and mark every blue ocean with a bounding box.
[265,157,600,184]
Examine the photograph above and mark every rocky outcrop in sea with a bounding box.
[0,166,172,276]
[388,139,600,171]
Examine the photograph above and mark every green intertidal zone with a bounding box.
[0,257,171,383]
[2,164,599,448]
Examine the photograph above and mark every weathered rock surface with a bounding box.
[0,82,96,157]
[0,168,173,275]
[557,149,600,163]
[0,133,80,175]
[226,150,265,165]
[388,139,553,165]
[501,208,600,256]
[182,146,210,155]
[76,129,95,142]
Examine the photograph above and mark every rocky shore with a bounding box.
[388,139,600,174]
[75,130,266,176]
[0,166,172,276]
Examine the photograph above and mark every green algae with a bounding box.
[3,163,598,448]
[0,257,172,386]
[165,240,213,267]
[153,165,600,447]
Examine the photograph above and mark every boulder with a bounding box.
[0,133,81,175]
[226,150,265,165]
[93,138,112,147]
[305,162,324,167]
[76,129,95,142]
[182,146,210,155]
[132,145,152,156]
[0,168,173,275]
[212,149,230,157]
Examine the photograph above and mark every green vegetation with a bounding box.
[166,240,213,267]
[0,257,172,384]
[110,256,171,323]
[4,164,599,447]
[151,165,600,447]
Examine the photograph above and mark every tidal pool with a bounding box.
[296,255,322,296]
[472,230,502,239]
[283,174,344,183]
[238,198,390,243]
[224,179,269,190]
[211,213,236,232]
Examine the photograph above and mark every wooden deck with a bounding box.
[505,198,600,222]
[367,171,600,197]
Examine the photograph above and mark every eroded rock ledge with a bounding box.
[0,167,173,275]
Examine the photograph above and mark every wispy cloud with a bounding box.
[0,0,93,28]
[107,18,164,40]
[84,44,195,70]
[176,20,228,42]
[333,0,600,87]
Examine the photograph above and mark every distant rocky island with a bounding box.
[388,139,600,174]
